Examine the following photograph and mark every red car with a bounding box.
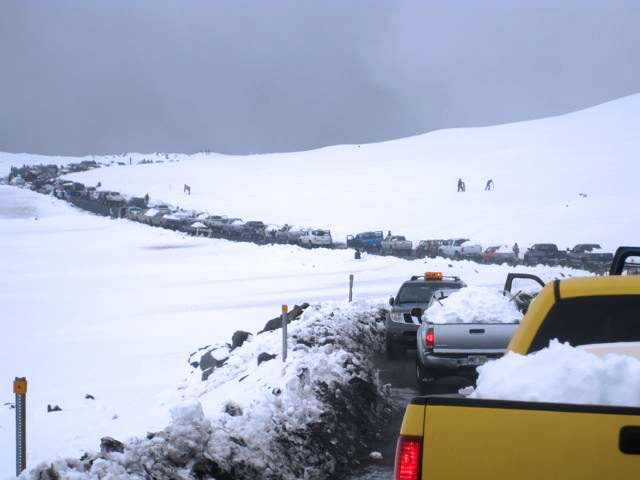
[482,245,516,265]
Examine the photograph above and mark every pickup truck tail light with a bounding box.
[395,435,422,480]
[425,327,435,349]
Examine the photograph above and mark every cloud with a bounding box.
[1,0,639,156]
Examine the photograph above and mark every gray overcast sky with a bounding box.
[1,0,639,156]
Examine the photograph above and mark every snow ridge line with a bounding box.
[23,300,392,480]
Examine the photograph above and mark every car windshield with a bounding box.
[397,284,461,303]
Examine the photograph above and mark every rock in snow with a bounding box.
[24,300,391,480]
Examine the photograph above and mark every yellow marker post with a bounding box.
[14,377,27,476]
[281,305,289,362]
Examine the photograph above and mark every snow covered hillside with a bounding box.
[3,93,637,250]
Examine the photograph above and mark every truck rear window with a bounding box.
[528,295,640,353]
[397,283,461,303]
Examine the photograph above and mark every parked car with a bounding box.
[187,221,210,236]
[438,238,470,258]
[203,215,226,228]
[524,243,567,266]
[143,206,172,226]
[385,272,466,358]
[459,240,483,260]
[567,243,613,272]
[415,239,448,258]
[241,221,267,242]
[160,212,192,231]
[220,218,244,238]
[125,207,146,222]
[286,225,309,244]
[482,245,516,265]
[299,229,332,248]
[346,231,384,252]
[381,235,413,256]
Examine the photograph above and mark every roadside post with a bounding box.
[281,305,288,362]
[14,377,27,477]
[349,274,354,302]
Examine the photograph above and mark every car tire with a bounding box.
[416,359,435,385]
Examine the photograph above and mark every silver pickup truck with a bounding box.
[415,273,545,386]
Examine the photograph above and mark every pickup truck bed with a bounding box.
[417,322,519,380]
[399,395,640,479]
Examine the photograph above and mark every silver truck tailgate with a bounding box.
[432,323,519,353]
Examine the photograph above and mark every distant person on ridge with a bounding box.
[485,179,494,191]
[457,178,465,192]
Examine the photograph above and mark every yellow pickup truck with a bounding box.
[395,247,640,480]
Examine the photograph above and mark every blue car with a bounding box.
[346,230,384,252]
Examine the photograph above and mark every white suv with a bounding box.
[299,229,333,247]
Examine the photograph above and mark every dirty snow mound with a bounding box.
[23,300,392,480]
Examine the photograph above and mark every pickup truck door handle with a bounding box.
[469,329,485,334]
[619,426,640,454]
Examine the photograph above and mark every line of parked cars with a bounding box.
[346,228,614,273]
[3,163,616,272]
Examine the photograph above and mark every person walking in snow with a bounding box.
[512,243,520,265]
[457,178,464,192]
[485,179,494,191]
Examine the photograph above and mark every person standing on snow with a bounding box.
[485,179,494,190]
[457,178,465,192]
[512,243,520,264]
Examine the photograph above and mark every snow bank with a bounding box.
[423,286,522,324]
[22,300,392,480]
[471,340,640,407]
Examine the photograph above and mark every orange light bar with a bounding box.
[424,272,443,281]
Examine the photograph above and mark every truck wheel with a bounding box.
[416,360,435,385]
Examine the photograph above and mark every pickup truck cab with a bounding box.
[381,235,413,256]
[346,230,383,252]
[438,238,480,259]
[395,247,640,480]
[567,243,613,273]
[523,242,567,266]
[299,229,332,247]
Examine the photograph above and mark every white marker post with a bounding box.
[281,305,288,362]
[349,274,354,302]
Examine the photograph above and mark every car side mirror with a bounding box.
[389,297,395,306]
